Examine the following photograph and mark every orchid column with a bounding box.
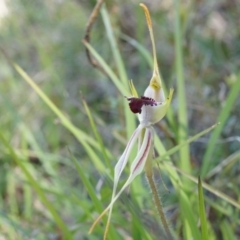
[89,4,174,239]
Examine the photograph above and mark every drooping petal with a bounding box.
[92,127,153,230]
[114,124,144,189]
[89,124,143,235]
[138,128,145,151]
[104,124,145,239]
[130,126,154,176]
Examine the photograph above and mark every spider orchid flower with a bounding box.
[89,4,173,238]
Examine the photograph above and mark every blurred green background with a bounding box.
[0,0,240,239]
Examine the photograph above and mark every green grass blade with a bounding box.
[12,64,100,149]
[82,41,128,96]
[174,0,190,174]
[101,4,128,87]
[155,123,219,163]
[23,184,32,220]
[0,212,25,239]
[178,189,201,240]
[154,134,181,185]
[19,123,57,176]
[164,162,240,210]
[70,153,103,211]
[84,39,136,141]
[220,220,237,240]
[155,136,201,239]
[101,4,136,139]
[0,132,73,240]
[70,153,119,239]
[155,136,200,239]
[12,63,107,173]
[206,150,240,179]
[202,73,240,176]
[81,95,111,171]
[7,172,18,215]
[198,176,209,240]
[120,33,153,67]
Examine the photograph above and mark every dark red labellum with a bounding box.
[127,96,157,114]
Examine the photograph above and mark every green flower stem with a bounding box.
[145,147,172,239]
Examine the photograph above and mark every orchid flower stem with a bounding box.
[145,158,172,239]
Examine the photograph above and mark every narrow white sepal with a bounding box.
[105,124,143,233]
[114,124,144,186]
[130,127,154,176]
[102,127,153,214]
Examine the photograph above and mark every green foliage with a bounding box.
[198,177,208,240]
[0,0,239,239]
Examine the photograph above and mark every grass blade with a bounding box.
[155,123,219,163]
[178,189,201,240]
[164,162,240,210]
[70,153,119,239]
[12,63,107,173]
[198,176,209,240]
[82,41,128,96]
[101,4,128,87]
[202,73,240,176]
[0,132,73,240]
[174,0,190,173]
[101,4,136,138]
[220,220,237,240]
[81,95,111,171]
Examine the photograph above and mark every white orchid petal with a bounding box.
[101,124,143,237]
[101,127,153,215]
[139,88,174,125]
[114,124,144,187]
[138,128,145,151]
[88,124,145,234]
[144,85,165,102]
[130,127,153,175]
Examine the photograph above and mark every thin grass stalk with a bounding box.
[81,95,112,171]
[198,177,209,240]
[101,4,136,139]
[174,0,190,174]
[0,132,73,240]
[70,154,119,239]
[201,73,240,176]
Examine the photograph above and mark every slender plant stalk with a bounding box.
[145,153,172,239]
[83,0,106,75]
[174,0,190,174]
[104,219,110,240]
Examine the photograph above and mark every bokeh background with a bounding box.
[0,0,240,239]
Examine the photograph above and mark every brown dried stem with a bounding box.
[83,0,107,75]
